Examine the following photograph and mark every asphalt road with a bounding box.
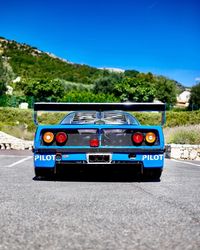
[0,151,200,250]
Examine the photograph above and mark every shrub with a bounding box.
[24,79,65,102]
[169,130,200,144]
[166,111,200,127]
[164,125,200,144]
[0,95,34,108]
[133,112,161,125]
[38,112,66,125]
[189,82,200,109]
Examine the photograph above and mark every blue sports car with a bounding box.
[33,102,165,180]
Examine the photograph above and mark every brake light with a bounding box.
[56,132,68,144]
[90,139,99,147]
[43,132,54,144]
[132,132,144,145]
[145,132,156,144]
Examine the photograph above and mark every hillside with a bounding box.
[0,36,105,85]
[0,36,185,106]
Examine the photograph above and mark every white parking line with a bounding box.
[171,159,200,167]
[5,156,32,168]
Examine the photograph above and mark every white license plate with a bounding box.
[86,153,112,164]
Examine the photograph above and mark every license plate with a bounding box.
[86,153,112,164]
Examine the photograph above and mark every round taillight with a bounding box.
[56,132,67,144]
[145,132,156,144]
[132,132,144,145]
[43,132,54,144]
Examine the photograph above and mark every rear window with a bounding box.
[60,111,139,125]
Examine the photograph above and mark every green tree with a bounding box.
[124,70,139,78]
[114,75,155,102]
[0,58,7,95]
[154,76,177,105]
[94,77,115,94]
[189,82,200,109]
[94,74,122,94]
[23,79,65,102]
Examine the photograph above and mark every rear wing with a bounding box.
[33,102,166,126]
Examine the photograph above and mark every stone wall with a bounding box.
[165,144,200,160]
[0,131,32,150]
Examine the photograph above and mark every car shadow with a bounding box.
[33,167,160,183]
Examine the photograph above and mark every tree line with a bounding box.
[1,68,200,109]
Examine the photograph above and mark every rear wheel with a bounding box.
[143,168,162,181]
[35,167,54,179]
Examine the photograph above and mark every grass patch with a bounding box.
[166,111,200,127]
[164,125,200,144]
[134,111,200,127]
[0,107,66,140]
[1,125,34,140]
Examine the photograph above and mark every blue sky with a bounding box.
[0,0,199,86]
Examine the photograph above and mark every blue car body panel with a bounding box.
[33,102,166,174]
[34,124,165,169]
[34,153,164,169]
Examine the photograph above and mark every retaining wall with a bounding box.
[0,131,32,150]
[165,144,200,160]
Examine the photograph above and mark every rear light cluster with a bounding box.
[42,130,157,146]
[43,132,68,145]
[42,131,100,147]
[132,131,157,145]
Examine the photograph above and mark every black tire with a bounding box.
[143,168,162,181]
[35,167,54,179]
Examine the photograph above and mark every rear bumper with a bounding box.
[34,151,164,169]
